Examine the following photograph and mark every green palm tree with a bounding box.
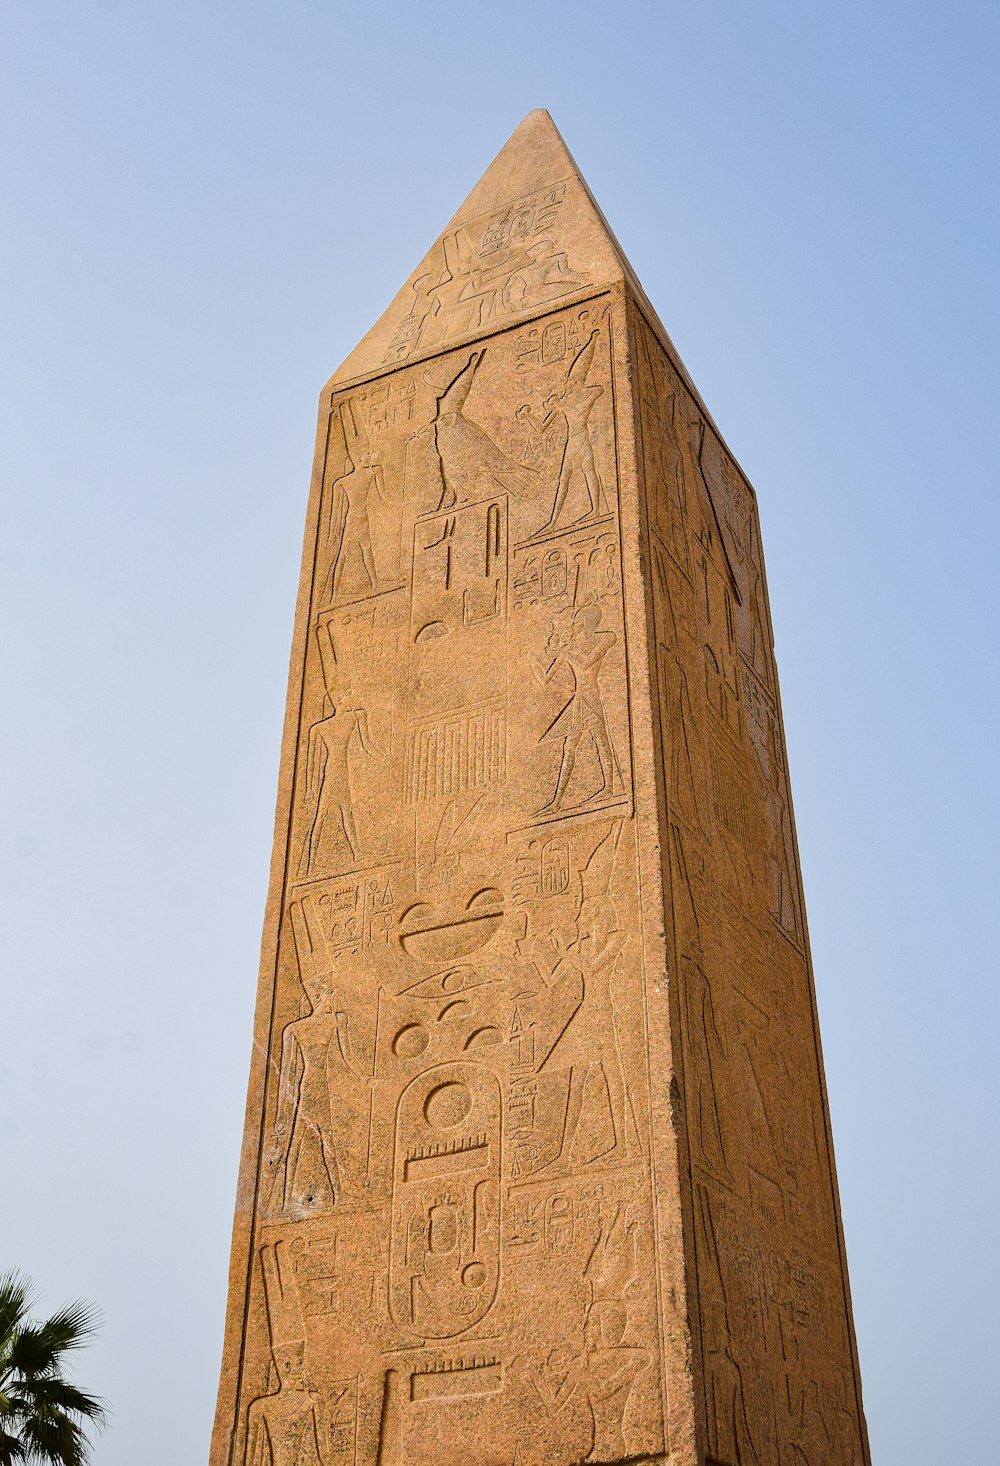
[0,1273,106,1465]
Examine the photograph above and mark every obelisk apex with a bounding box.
[210,112,870,1466]
[329,109,627,388]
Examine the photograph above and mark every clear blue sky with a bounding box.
[2,3,997,1463]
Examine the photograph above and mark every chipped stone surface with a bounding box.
[210,112,870,1466]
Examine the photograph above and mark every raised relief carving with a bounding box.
[670,825,732,1189]
[407,446,511,824]
[635,301,866,1466]
[298,676,382,879]
[233,294,671,1466]
[407,491,509,812]
[637,320,692,578]
[742,668,802,945]
[389,1062,501,1338]
[293,868,398,961]
[514,300,608,378]
[321,401,390,605]
[702,439,774,696]
[201,96,880,1466]
[264,899,373,1218]
[375,1369,402,1466]
[245,1244,327,1466]
[397,888,505,963]
[405,701,506,806]
[506,822,639,1181]
[409,1353,502,1401]
[383,182,587,365]
[695,1188,760,1466]
[533,604,623,817]
[513,522,619,613]
[521,323,608,536]
[512,1206,653,1464]
[415,789,496,891]
[428,352,535,510]
[657,647,707,838]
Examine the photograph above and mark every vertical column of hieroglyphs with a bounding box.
[226,291,674,1461]
[632,305,868,1466]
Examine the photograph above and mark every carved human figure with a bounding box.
[827,1372,864,1465]
[746,710,801,940]
[245,1340,325,1466]
[516,825,635,1174]
[671,826,733,1184]
[534,328,606,533]
[426,226,522,346]
[518,1214,649,1462]
[580,1210,650,1459]
[662,658,707,836]
[298,691,377,877]
[323,402,386,602]
[642,390,691,571]
[265,899,371,1216]
[704,1300,759,1466]
[579,1298,649,1461]
[535,604,619,814]
[544,896,633,1170]
[246,1245,326,1466]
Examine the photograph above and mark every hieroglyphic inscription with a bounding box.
[635,306,866,1464]
[214,113,868,1466]
[226,297,664,1466]
[382,181,587,366]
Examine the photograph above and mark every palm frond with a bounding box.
[8,1379,105,1426]
[0,1426,28,1465]
[18,1409,90,1466]
[0,1277,34,1357]
[35,1303,100,1354]
[6,1302,100,1382]
[0,1278,103,1465]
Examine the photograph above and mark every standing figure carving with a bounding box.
[532,327,606,534]
[520,823,636,1171]
[245,1245,326,1466]
[516,1210,649,1462]
[535,603,620,815]
[265,899,371,1217]
[324,400,386,603]
[212,111,870,1466]
[298,683,378,877]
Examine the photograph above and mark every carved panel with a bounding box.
[634,305,866,1465]
[227,296,666,1466]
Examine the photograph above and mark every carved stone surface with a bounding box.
[210,111,870,1466]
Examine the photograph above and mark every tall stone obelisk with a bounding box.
[210,112,870,1466]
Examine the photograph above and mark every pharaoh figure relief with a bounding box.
[210,112,870,1466]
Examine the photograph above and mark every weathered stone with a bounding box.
[210,110,870,1466]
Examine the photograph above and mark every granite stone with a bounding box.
[209,111,870,1466]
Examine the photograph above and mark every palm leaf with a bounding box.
[0,1276,34,1356]
[9,1380,104,1426]
[0,1276,103,1464]
[18,1409,90,1466]
[6,1303,100,1381]
[0,1427,28,1465]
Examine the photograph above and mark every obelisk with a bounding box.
[210,111,870,1466]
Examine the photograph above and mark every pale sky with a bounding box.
[2,3,998,1464]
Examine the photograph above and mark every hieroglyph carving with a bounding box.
[635,304,866,1464]
[383,182,587,366]
[222,295,664,1466]
[214,111,868,1466]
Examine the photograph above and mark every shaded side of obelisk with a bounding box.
[209,109,869,1466]
[629,291,871,1464]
